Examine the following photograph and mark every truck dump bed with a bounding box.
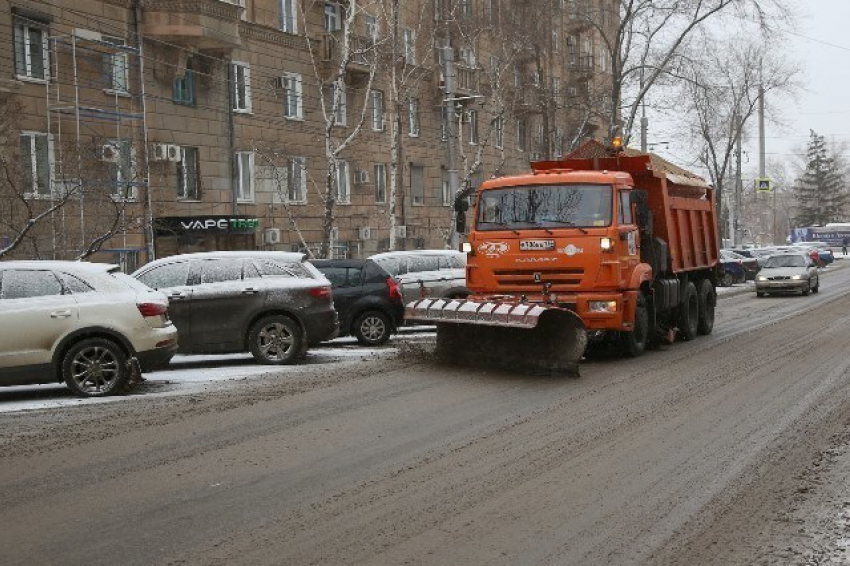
[532,151,719,274]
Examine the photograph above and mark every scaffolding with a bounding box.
[45,28,149,265]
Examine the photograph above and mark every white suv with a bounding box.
[0,262,178,397]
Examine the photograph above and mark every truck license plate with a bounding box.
[520,239,555,251]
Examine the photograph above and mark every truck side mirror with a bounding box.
[456,211,466,234]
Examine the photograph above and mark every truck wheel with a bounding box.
[249,315,303,365]
[353,310,392,346]
[620,295,648,357]
[697,279,715,335]
[62,338,130,397]
[678,281,699,341]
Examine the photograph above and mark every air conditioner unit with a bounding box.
[150,143,169,162]
[167,144,182,162]
[100,144,120,162]
[354,170,369,184]
[392,225,407,239]
[359,226,372,240]
[264,228,282,245]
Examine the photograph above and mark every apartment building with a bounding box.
[0,0,617,267]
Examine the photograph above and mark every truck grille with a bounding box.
[493,268,584,292]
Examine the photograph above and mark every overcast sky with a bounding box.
[649,0,849,179]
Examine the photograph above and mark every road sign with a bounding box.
[755,177,772,192]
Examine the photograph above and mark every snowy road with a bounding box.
[1,264,850,564]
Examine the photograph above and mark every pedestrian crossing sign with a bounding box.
[755,177,772,192]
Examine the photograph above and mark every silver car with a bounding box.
[369,250,469,304]
[755,253,820,297]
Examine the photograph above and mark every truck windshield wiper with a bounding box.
[528,222,554,235]
[539,220,589,234]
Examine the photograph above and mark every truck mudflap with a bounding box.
[405,298,588,376]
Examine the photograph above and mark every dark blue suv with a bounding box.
[311,259,404,346]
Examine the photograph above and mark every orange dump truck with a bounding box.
[406,146,720,375]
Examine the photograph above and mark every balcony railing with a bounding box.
[455,64,479,94]
[141,0,242,50]
[321,32,374,72]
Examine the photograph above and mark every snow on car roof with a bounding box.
[0,261,119,273]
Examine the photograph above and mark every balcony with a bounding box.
[454,64,479,96]
[569,55,595,78]
[320,32,375,76]
[140,0,242,52]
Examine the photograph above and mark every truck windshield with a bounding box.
[476,184,612,231]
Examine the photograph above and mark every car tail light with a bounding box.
[138,302,168,317]
[308,286,332,300]
[386,277,403,301]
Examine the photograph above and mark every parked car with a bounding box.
[717,253,746,286]
[369,250,469,304]
[755,253,820,297]
[721,249,760,280]
[133,252,337,365]
[311,259,404,346]
[0,261,178,397]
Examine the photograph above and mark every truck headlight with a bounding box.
[600,237,614,251]
[461,242,472,253]
[589,300,617,313]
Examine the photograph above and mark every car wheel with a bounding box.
[62,338,130,397]
[697,279,715,335]
[721,273,733,287]
[249,315,303,365]
[802,284,811,296]
[620,294,648,357]
[678,281,699,341]
[353,310,392,346]
[812,277,819,293]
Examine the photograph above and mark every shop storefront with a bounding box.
[154,215,260,258]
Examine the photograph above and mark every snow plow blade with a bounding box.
[405,299,588,376]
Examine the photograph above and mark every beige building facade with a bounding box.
[0,0,617,268]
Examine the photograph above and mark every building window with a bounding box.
[365,15,378,42]
[335,160,350,204]
[517,119,527,151]
[288,157,306,203]
[236,151,254,202]
[552,76,561,98]
[458,0,472,19]
[441,168,451,206]
[178,147,200,200]
[402,28,416,65]
[410,164,425,206]
[280,0,298,33]
[458,47,475,67]
[232,62,252,113]
[107,139,135,199]
[467,109,478,144]
[552,30,559,52]
[324,2,341,31]
[283,72,303,119]
[102,36,129,93]
[371,90,384,131]
[494,116,504,149]
[324,82,347,126]
[19,132,51,197]
[14,18,49,81]
[374,163,386,203]
[174,69,195,105]
[408,98,420,136]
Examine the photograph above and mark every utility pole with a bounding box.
[640,68,647,153]
[444,44,461,250]
[734,114,744,246]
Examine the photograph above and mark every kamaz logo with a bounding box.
[478,241,509,258]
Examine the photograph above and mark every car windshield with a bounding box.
[763,255,807,268]
[476,184,612,231]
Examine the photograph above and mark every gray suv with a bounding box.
[369,250,469,304]
[133,252,338,365]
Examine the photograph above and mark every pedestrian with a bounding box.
[842,237,848,256]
